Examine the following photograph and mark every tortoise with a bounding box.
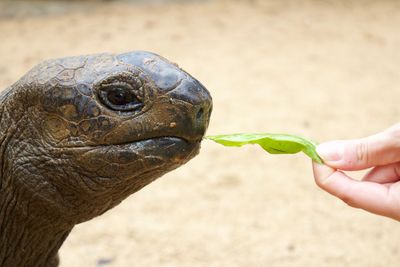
[0,51,212,267]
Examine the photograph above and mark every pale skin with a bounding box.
[312,123,400,221]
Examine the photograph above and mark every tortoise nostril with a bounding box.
[196,107,204,121]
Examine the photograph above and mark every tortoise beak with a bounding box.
[165,77,212,142]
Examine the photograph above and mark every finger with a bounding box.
[316,128,400,171]
[312,162,400,221]
[362,162,400,184]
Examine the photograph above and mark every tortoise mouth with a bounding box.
[113,136,201,164]
[112,135,199,147]
[76,136,202,172]
[73,136,201,186]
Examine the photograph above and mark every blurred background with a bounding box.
[1,0,400,266]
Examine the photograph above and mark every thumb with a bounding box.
[317,127,400,171]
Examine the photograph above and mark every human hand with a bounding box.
[312,124,400,221]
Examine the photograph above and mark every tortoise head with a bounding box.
[1,51,212,224]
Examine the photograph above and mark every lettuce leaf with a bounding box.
[206,133,323,164]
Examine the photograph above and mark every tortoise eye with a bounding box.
[107,87,137,106]
[99,82,143,112]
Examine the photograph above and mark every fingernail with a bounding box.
[316,141,343,162]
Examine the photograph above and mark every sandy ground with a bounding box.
[1,0,400,266]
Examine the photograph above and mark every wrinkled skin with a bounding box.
[0,51,212,267]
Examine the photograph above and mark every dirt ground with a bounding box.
[1,0,400,266]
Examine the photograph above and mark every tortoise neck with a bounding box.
[0,87,72,267]
[0,188,72,267]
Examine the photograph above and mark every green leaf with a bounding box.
[206,133,323,164]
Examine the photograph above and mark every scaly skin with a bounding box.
[0,51,212,267]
